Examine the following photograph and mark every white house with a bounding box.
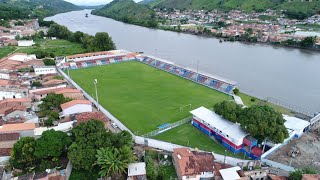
[60,100,92,116]
[0,72,10,80]
[219,166,241,180]
[283,115,310,138]
[127,162,147,180]
[0,87,28,99]
[18,40,35,47]
[34,66,57,75]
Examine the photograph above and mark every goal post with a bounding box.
[180,104,192,112]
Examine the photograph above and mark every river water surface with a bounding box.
[46,10,320,114]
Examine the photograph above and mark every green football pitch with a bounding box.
[68,61,231,134]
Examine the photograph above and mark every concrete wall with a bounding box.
[34,67,57,75]
[62,104,92,116]
[0,91,25,99]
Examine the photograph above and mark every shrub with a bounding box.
[233,88,239,95]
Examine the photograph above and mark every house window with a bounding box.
[13,95,15,98]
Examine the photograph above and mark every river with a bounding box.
[45,10,320,115]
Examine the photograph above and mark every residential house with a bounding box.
[60,100,92,116]
[0,106,27,120]
[0,123,36,137]
[42,79,67,87]
[127,162,147,180]
[301,174,320,180]
[0,87,28,99]
[0,132,20,163]
[56,88,84,100]
[219,166,241,180]
[0,98,32,109]
[172,148,216,180]
[34,121,74,136]
[29,86,69,100]
[75,112,109,128]
[34,66,57,75]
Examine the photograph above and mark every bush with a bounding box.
[250,98,256,102]
[32,81,42,87]
[233,88,239,95]
[43,58,56,66]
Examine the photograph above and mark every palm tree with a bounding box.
[95,146,136,179]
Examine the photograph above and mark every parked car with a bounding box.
[111,122,118,129]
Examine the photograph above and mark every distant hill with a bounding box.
[79,5,105,10]
[138,0,156,4]
[92,0,158,27]
[147,0,320,19]
[0,0,81,18]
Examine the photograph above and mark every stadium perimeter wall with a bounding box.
[58,68,248,166]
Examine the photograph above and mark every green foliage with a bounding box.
[213,101,289,143]
[47,24,116,51]
[0,0,81,19]
[0,46,16,59]
[213,100,243,123]
[233,88,239,95]
[34,130,71,159]
[95,146,136,178]
[9,137,37,170]
[39,93,72,112]
[92,0,159,28]
[31,81,42,87]
[289,168,317,180]
[53,75,64,80]
[146,156,158,180]
[299,36,316,48]
[68,120,112,171]
[43,58,56,66]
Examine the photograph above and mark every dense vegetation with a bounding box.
[47,24,116,52]
[92,0,158,28]
[213,101,289,143]
[289,168,318,180]
[9,130,71,173]
[68,120,134,179]
[147,0,320,19]
[0,0,81,19]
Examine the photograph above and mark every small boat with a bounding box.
[85,13,88,18]
[219,39,223,43]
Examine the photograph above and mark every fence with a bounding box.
[57,68,134,135]
[241,89,314,117]
[142,117,191,138]
[261,159,295,172]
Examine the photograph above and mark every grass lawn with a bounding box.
[68,61,231,134]
[238,92,293,115]
[17,39,88,57]
[153,123,246,159]
[0,46,16,58]
[69,170,99,180]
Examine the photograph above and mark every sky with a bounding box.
[65,0,141,6]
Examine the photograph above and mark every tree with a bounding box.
[95,146,135,178]
[43,58,56,66]
[39,93,72,113]
[300,36,316,48]
[289,168,317,180]
[110,130,132,148]
[68,120,112,171]
[233,88,239,95]
[213,101,243,123]
[92,32,116,51]
[9,137,37,170]
[213,101,289,143]
[34,129,71,159]
[31,81,42,87]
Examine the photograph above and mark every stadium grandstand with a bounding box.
[57,50,237,94]
[190,106,262,159]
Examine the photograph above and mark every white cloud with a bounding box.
[65,0,142,6]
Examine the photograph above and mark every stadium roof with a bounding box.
[190,107,248,143]
[66,50,132,62]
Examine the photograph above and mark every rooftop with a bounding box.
[173,148,215,176]
[0,123,36,132]
[60,100,91,110]
[0,132,20,142]
[128,162,146,177]
[66,50,131,62]
[75,112,109,125]
[219,166,241,180]
[190,107,248,142]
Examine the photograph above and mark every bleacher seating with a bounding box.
[138,56,236,94]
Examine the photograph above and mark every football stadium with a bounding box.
[59,50,236,135]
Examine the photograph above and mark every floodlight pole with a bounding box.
[94,79,99,111]
[224,150,227,164]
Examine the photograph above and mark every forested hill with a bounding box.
[0,0,81,19]
[147,0,320,19]
[92,0,158,28]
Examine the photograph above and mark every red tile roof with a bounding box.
[32,87,67,95]
[75,112,109,125]
[0,123,36,132]
[0,132,19,142]
[302,174,320,180]
[0,148,11,156]
[66,51,115,59]
[60,100,91,110]
[42,79,66,86]
[55,88,81,94]
[173,148,215,176]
